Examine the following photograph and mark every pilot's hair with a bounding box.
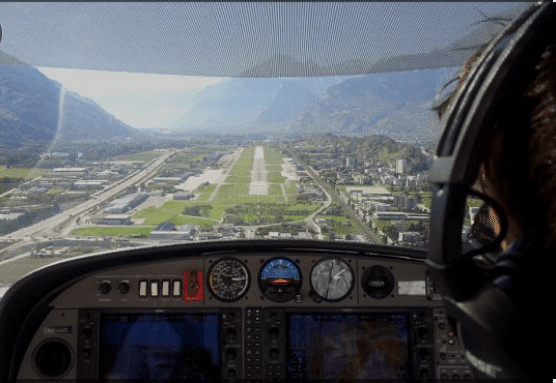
[443,43,556,247]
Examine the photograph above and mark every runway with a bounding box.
[249,146,268,195]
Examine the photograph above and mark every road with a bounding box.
[0,151,174,254]
[285,147,379,243]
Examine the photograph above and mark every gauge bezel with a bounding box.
[309,257,355,302]
[258,257,303,303]
[361,265,395,299]
[206,257,251,302]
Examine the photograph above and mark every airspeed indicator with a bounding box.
[207,258,250,302]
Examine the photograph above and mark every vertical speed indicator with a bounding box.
[207,258,250,302]
[258,258,302,302]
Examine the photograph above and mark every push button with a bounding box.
[139,281,148,297]
[172,280,182,297]
[151,280,159,297]
[162,280,170,297]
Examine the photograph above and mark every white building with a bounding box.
[91,214,132,225]
[396,159,406,174]
[104,193,149,214]
[398,231,421,242]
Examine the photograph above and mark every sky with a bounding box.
[37,67,225,129]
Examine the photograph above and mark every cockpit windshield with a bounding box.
[0,2,526,296]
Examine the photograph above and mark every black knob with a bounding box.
[227,369,236,378]
[98,282,111,294]
[419,368,430,378]
[438,322,446,330]
[269,348,279,360]
[226,348,237,360]
[418,348,429,360]
[452,374,459,380]
[118,282,130,294]
[225,328,236,343]
[464,374,472,380]
[81,348,91,359]
[417,328,429,340]
[269,327,279,341]
[81,328,92,339]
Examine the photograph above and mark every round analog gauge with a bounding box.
[207,258,250,302]
[258,258,302,302]
[310,258,354,302]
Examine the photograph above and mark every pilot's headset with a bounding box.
[426,2,555,380]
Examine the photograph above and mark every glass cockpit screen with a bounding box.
[287,313,409,381]
[101,313,221,381]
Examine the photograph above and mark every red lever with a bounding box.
[183,270,204,302]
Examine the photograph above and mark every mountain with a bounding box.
[0,54,139,146]
[172,65,456,138]
[173,76,349,132]
[257,82,318,123]
[174,79,284,131]
[290,68,457,138]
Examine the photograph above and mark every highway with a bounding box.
[0,151,174,245]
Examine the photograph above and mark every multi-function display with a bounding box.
[286,313,410,380]
[100,313,221,381]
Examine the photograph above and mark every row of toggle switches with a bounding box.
[139,280,182,297]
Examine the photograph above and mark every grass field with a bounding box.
[267,171,285,183]
[171,215,218,229]
[264,147,284,166]
[161,153,206,170]
[227,148,255,178]
[134,200,225,225]
[225,202,321,225]
[0,166,48,178]
[71,226,154,237]
[46,188,66,195]
[223,175,251,184]
[196,184,217,202]
[133,201,189,225]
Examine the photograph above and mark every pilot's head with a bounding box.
[436,43,556,253]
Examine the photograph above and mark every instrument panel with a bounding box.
[10,248,475,382]
[50,253,431,308]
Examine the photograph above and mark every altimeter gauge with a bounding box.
[310,258,354,302]
[207,258,250,302]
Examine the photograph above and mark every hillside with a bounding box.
[0,53,140,146]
